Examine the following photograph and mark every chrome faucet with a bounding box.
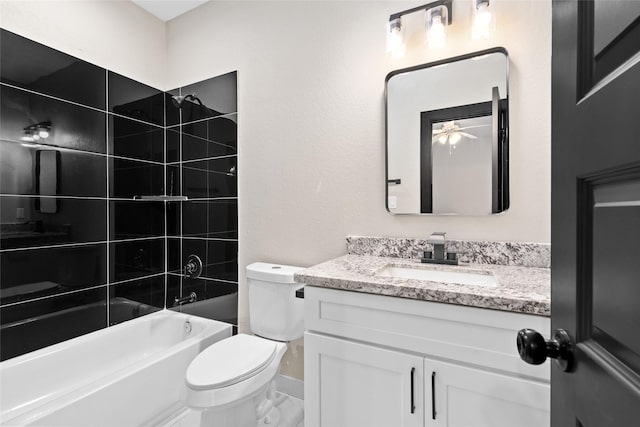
[422,232,458,265]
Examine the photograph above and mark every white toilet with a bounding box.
[184,262,304,427]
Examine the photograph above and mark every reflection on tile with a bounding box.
[0,29,106,109]
[0,197,106,250]
[108,275,164,326]
[165,91,181,127]
[181,239,238,282]
[167,238,182,274]
[110,238,164,283]
[0,141,106,197]
[182,200,237,239]
[166,127,180,163]
[0,287,107,361]
[182,157,237,199]
[181,120,237,161]
[110,158,164,199]
[110,201,164,240]
[0,85,107,153]
[179,72,237,124]
[167,275,238,324]
[0,244,107,306]
[167,202,180,237]
[109,115,164,163]
[108,72,164,126]
[166,165,181,198]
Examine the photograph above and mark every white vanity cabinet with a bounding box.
[304,286,551,427]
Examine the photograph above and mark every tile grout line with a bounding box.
[0,236,166,253]
[105,70,110,328]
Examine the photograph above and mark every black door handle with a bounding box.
[516,328,574,372]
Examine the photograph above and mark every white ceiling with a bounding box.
[131,0,209,22]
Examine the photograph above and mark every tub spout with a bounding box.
[174,292,197,307]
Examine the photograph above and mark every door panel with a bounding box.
[427,359,549,427]
[552,0,640,425]
[304,332,424,427]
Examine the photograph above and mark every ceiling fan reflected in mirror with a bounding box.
[432,120,488,145]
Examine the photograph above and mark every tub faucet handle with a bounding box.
[184,254,203,278]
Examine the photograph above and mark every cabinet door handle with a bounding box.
[431,371,437,420]
[410,367,416,414]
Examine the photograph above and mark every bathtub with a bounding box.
[0,309,232,426]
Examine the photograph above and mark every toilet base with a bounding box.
[199,380,278,427]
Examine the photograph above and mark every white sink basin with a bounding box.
[376,266,498,287]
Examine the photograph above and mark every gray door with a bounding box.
[551,0,640,425]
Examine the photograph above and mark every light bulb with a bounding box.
[386,19,405,59]
[38,129,49,138]
[427,14,446,49]
[449,132,461,145]
[471,2,494,40]
[21,135,35,142]
[32,134,40,141]
[438,134,448,144]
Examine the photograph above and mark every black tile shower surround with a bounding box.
[0,85,107,154]
[0,287,107,361]
[0,30,239,360]
[0,197,107,250]
[108,115,165,163]
[0,30,106,109]
[0,29,168,360]
[110,238,164,284]
[0,142,107,198]
[166,275,238,325]
[108,71,164,126]
[0,243,107,306]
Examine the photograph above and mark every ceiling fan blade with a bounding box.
[459,132,478,139]
[457,124,490,131]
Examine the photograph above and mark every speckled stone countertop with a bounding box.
[294,255,550,316]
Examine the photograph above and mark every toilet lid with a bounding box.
[186,334,278,390]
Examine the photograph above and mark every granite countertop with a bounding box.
[294,255,550,316]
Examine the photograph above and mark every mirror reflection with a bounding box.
[386,48,509,215]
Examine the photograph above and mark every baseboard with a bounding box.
[276,374,304,400]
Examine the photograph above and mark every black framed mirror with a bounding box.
[385,47,509,215]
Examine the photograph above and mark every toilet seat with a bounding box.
[184,334,287,409]
[186,334,277,390]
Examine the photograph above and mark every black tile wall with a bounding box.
[0,243,107,306]
[182,200,238,239]
[109,158,164,198]
[167,275,238,324]
[0,287,107,361]
[0,31,238,361]
[109,115,164,163]
[0,197,107,250]
[168,71,238,332]
[110,201,164,240]
[0,29,106,109]
[110,238,164,283]
[0,142,107,197]
[109,275,165,326]
[0,85,107,153]
[108,72,164,126]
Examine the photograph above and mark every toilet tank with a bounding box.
[246,263,304,342]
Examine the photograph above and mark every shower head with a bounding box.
[171,93,203,109]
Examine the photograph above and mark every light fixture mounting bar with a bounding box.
[389,0,453,24]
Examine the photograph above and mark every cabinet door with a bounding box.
[426,359,549,427]
[305,332,424,427]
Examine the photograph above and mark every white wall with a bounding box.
[0,0,167,89]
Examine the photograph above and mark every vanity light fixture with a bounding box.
[21,121,51,143]
[386,0,453,58]
[471,0,495,40]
